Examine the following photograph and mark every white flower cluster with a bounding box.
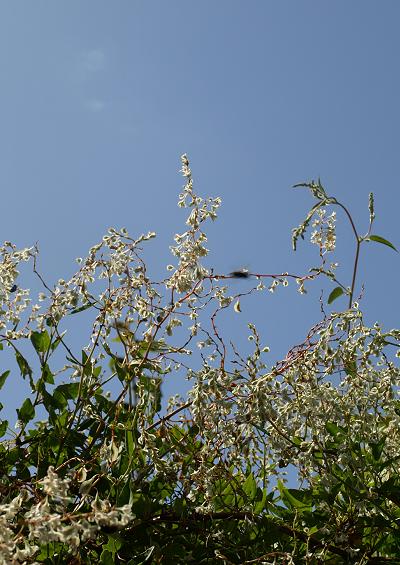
[0,466,134,563]
[167,155,221,293]
[0,242,35,334]
[183,306,400,508]
[310,208,336,254]
[34,228,157,330]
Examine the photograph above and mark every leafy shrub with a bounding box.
[0,156,398,564]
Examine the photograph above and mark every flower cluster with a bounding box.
[0,242,35,335]
[0,467,134,563]
[310,208,337,254]
[167,154,221,292]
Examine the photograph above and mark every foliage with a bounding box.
[0,156,399,564]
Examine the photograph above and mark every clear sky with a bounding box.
[0,1,399,420]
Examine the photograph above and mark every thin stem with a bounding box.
[335,202,361,309]
[349,239,361,309]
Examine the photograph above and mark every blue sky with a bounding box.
[0,1,399,420]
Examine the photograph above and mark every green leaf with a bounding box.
[0,371,10,391]
[278,480,312,511]
[377,477,400,505]
[103,342,115,358]
[325,422,339,436]
[115,361,128,383]
[50,336,62,352]
[54,383,79,401]
[102,534,122,558]
[327,286,344,305]
[254,487,268,514]
[370,437,386,461]
[82,355,95,377]
[219,481,236,508]
[42,388,64,412]
[242,472,257,500]
[69,303,93,315]
[15,351,32,380]
[325,422,345,437]
[41,364,54,384]
[100,550,114,565]
[0,420,8,438]
[35,542,65,560]
[81,349,89,365]
[17,398,35,423]
[367,235,398,252]
[30,330,51,354]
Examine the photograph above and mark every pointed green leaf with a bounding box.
[291,436,303,447]
[100,550,114,565]
[31,330,51,354]
[327,286,344,305]
[370,437,385,461]
[69,303,93,315]
[103,534,122,556]
[0,371,10,391]
[0,420,7,438]
[325,422,346,438]
[242,472,257,500]
[278,480,312,510]
[367,235,397,252]
[325,422,341,437]
[42,388,64,412]
[18,398,35,423]
[254,487,268,514]
[0,420,7,437]
[42,364,54,384]
[50,335,63,352]
[15,351,32,380]
[220,481,236,507]
[55,383,79,400]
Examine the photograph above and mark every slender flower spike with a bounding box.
[369,192,375,224]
